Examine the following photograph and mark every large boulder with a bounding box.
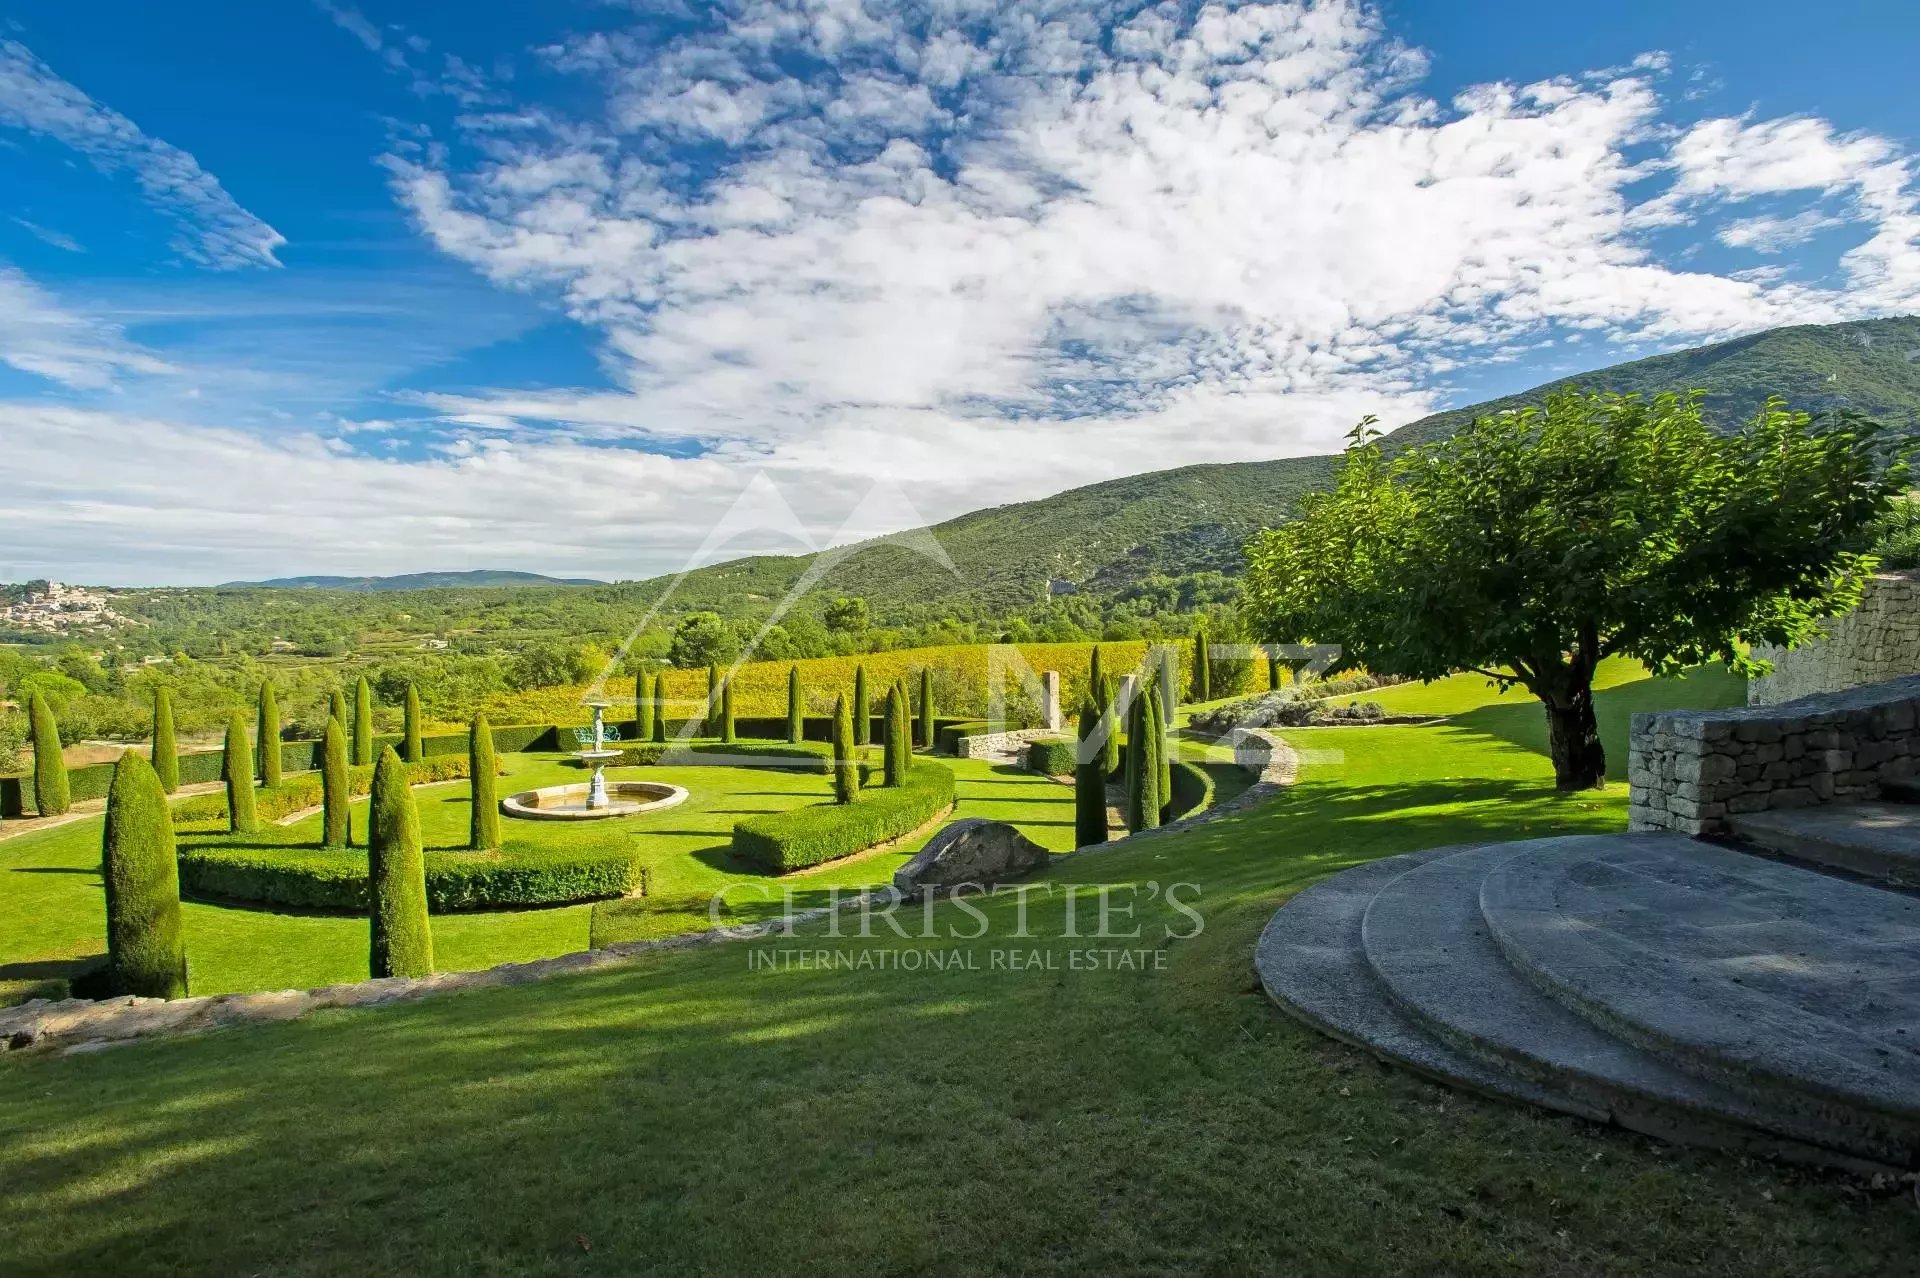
[893,818,1050,893]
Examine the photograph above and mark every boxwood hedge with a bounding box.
[732,761,955,873]
[177,831,639,912]
[1025,735,1078,776]
[1167,759,1214,822]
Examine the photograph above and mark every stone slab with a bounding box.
[1726,802,1920,887]
[1479,834,1920,1166]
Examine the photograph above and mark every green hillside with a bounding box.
[224,570,604,591]
[641,316,1920,613]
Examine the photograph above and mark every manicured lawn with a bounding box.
[0,747,1083,1001]
[6,663,1915,1273]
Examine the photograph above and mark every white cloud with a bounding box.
[0,264,176,388]
[11,218,83,252]
[0,40,284,269]
[1718,209,1843,253]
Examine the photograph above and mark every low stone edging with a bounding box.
[0,730,1300,1058]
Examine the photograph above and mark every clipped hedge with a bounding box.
[733,761,955,873]
[1025,735,1078,777]
[178,834,639,913]
[1166,759,1215,822]
[936,720,991,754]
[609,740,832,770]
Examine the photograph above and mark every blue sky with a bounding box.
[3,0,1918,585]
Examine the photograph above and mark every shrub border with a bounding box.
[731,761,956,873]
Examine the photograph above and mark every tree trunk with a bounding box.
[1543,684,1606,790]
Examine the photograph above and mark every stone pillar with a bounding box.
[1041,670,1062,730]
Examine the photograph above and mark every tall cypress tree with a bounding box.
[1123,683,1147,832]
[352,676,374,767]
[368,746,432,978]
[1160,646,1180,721]
[635,670,654,743]
[853,664,870,746]
[918,668,934,749]
[831,694,860,804]
[1126,679,1163,833]
[1150,679,1172,817]
[1074,694,1108,847]
[706,663,720,735]
[28,692,68,817]
[257,681,282,787]
[403,683,423,763]
[882,685,904,787]
[652,673,668,743]
[469,714,500,851]
[786,665,803,743]
[1097,673,1121,774]
[1089,645,1104,700]
[101,752,188,998]
[895,681,913,777]
[151,686,179,795]
[329,687,349,729]
[321,715,349,849]
[222,709,257,835]
[721,675,737,744]
[1191,628,1211,702]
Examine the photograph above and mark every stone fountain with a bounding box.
[499,699,688,821]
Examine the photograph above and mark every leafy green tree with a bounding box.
[256,681,282,787]
[918,667,934,749]
[669,612,738,669]
[151,686,179,794]
[368,746,433,978]
[222,710,257,835]
[321,715,349,848]
[831,694,861,804]
[652,673,668,743]
[824,596,869,634]
[786,665,803,743]
[101,752,188,998]
[720,675,737,744]
[469,715,500,851]
[28,692,69,817]
[1074,695,1108,847]
[1246,393,1906,789]
[353,676,374,767]
[403,683,423,762]
[635,671,653,743]
[853,664,870,746]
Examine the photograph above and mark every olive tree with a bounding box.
[1244,392,1904,790]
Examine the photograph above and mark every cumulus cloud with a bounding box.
[0,40,284,269]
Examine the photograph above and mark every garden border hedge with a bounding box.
[731,761,956,873]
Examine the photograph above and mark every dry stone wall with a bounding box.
[1749,571,1920,705]
[1629,674,1920,835]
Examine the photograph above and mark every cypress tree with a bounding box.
[151,686,179,794]
[635,670,654,743]
[1123,683,1147,832]
[1089,645,1104,699]
[918,667,934,749]
[101,752,188,998]
[854,664,870,746]
[352,676,374,766]
[329,687,348,729]
[1192,627,1211,702]
[786,665,803,743]
[1151,679,1173,816]
[257,681,282,788]
[1074,695,1108,847]
[652,673,668,743]
[895,681,913,777]
[1161,646,1180,721]
[469,714,500,851]
[368,746,433,978]
[1098,673,1121,774]
[882,686,905,787]
[321,715,349,849]
[831,693,861,804]
[721,675,737,744]
[223,709,257,835]
[28,692,68,817]
[706,663,720,735]
[403,683,423,763]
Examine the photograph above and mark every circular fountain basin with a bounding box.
[500,780,688,821]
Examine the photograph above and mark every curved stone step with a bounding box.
[1359,839,1894,1166]
[1480,835,1920,1168]
[1255,849,1607,1122]
[1725,802,1920,887]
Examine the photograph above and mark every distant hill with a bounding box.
[633,316,1920,614]
[224,570,604,592]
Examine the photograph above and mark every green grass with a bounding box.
[4,664,1917,1274]
[1,747,1083,1001]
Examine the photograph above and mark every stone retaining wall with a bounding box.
[1749,571,1920,705]
[1628,674,1920,835]
[952,727,1055,759]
